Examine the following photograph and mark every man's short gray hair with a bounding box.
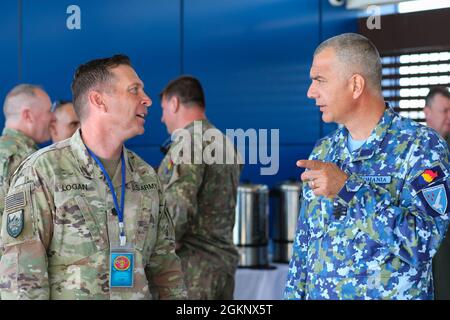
[3,84,43,119]
[314,33,382,92]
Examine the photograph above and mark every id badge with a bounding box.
[110,243,134,288]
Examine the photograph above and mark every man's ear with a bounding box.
[87,90,107,112]
[171,96,180,113]
[21,107,33,123]
[350,74,365,99]
[424,106,431,119]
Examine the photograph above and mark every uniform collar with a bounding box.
[2,127,39,150]
[169,118,211,154]
[334,104,395,162]
[183,118,210,132]
[69,128,135,185]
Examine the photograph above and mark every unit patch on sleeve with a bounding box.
[6,209,24,238]
[411,164,449,216]
[412,166,445,192]
[5,190,27,238]
[421,184,448,215]
[164,158,174,175]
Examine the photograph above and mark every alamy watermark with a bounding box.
[67,5,81,30]
[169,121,279,176]
[366,5,381,30]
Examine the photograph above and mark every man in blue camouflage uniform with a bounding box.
[284,33,450,300]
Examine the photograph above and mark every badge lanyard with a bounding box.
[86,146,127,246]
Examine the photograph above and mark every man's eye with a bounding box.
[130,87,138,94]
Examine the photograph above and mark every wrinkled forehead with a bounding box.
[110,64,144,87]
[310,47,338,75]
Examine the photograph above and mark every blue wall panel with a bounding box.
[184,0,360,187]
[20,0,180,166]
[0,1,19,126]
[184,0,320,144]
[0,0,361,185]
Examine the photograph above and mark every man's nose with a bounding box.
[307,83,316,99]
[142,92,152,107]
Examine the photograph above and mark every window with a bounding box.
[381,51,450,122]
[398,0,450,14]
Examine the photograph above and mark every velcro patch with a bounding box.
[361,175,391,184]
[411,165,445,192]
[5,191,26,213]
[418,183,449,216]
[7,209,24,238]
[164,158,174,175]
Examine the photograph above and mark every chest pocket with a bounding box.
[133,192,159,254]
[49,195,108,265]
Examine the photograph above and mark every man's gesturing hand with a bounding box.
[297,160,348,198]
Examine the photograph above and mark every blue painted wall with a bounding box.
[0,1,19,121]
[0,0,360,187]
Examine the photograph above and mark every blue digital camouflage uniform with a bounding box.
[284,106,450,300]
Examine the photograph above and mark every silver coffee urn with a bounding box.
[233,183,269,267]
[272,181,302,263]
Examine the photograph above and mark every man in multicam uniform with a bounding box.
[423,86,450,300]
[284,33,450,300]
[0,84,54,234]
[158,76,242,299]
[0,55,186,300]
[49,100,80,143]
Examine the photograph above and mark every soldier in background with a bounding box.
[0,54,186,299]
[424,86,450,300]
[158,75,242,299]
[50,100,80,143]
[0,84,53,220]
[424,86,450,146]
[284,33,450,300]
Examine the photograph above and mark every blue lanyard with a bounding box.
[86,146,126,246]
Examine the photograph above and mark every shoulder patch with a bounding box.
[162,158,174,177]
[411,165,445,192]
[420,184,448,215]
[6,209,24,238]
[5,190,26,213]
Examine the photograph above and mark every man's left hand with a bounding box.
[297,160,348,198]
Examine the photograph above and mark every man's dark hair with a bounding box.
[159,75,205,109]
[425,86,450,108]
[51,99,72,113]
[71,54,131,120]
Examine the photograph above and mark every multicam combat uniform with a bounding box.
[0,128,38,219]
[285,107,450,300]
[433,134,450,299]
[0,129,187,300]
[158,119,242,299]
